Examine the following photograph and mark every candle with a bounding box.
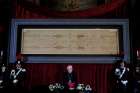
[137,50,139,57]
[0,50,3,57]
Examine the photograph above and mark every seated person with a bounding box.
[63,65,77,93]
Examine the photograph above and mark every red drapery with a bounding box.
[16,4,48,19]
[23,64,113,93]
[15,0,128,18]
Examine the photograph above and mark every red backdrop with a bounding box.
[23,64,113,93]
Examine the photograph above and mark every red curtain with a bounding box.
[23,64,113,93]
[16,4,48,19]
[15,0,128,18]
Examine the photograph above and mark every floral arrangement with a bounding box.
[48,83,64,92]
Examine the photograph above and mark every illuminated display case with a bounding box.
[8,19,129,63]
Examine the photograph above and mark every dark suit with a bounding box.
[0,68,9,88]
[63,72,77,93]
[133,71,140,93]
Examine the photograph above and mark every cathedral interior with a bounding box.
[0,0,139,93]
